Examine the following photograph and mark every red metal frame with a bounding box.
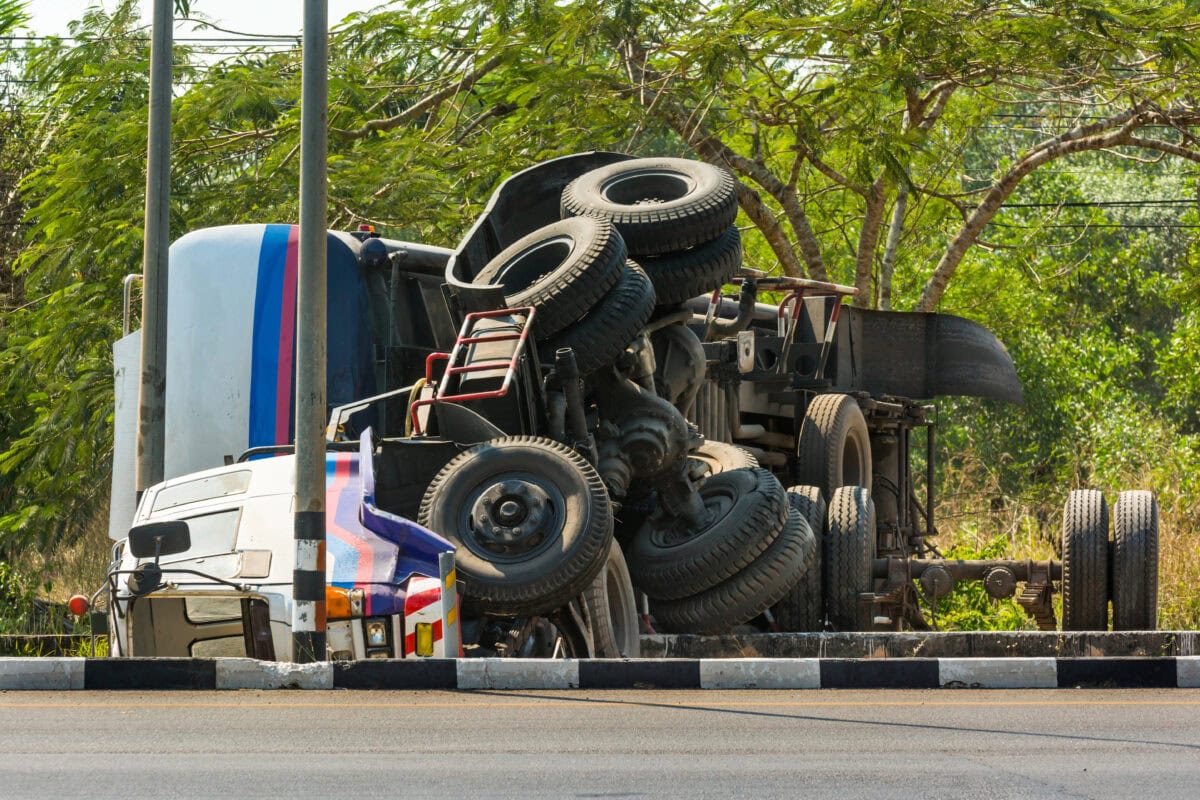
[773,281,856,378]
[409,307,536,435]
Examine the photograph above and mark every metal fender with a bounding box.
[842,307,1024,405]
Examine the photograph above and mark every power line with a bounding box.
[1,34,298,43]
[1002,199,1196,208]
[992,222,1200,229]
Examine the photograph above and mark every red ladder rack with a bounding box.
[409,306,536,435]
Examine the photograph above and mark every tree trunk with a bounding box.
[878,183,908,311]
[733,183,805,278]
[853,179,885,307]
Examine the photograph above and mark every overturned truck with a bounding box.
[96,152,1159,661]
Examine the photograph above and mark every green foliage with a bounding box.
[922,534,1036,631]
[0,0,28,35]
[0,4,158,550]
[0,560,49,634]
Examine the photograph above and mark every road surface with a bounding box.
[2,688,1198,798]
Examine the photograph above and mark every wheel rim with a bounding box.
[491,235,573,292]
[600,170,695,206]
[460,474,565,563]
[605,567,633,654]
[841,434,865,487]
[648,482,736,548]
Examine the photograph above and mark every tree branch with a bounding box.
[915,113,1154,311]
[853,178,886,306]
[331,54,503,140]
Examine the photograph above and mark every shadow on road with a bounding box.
[465,689,1200,752]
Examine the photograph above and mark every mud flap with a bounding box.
[822,305,1024,404]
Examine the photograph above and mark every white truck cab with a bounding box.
[103,435,459,661]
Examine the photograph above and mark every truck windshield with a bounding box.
[152,471,251,513]
[159,508,241,562]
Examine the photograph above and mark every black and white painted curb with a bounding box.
[1,657,1199,690]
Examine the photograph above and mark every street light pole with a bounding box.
[291,0,329,663]
[135,0,173,492]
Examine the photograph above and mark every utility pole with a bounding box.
[292,0,329,663]
[135,0,172,492]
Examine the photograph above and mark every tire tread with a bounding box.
[629,467,788,600]
[1060,488,1109,631]
[652,506,812,634]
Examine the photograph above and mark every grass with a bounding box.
[932,442,1200,631]
[12,511,112,605]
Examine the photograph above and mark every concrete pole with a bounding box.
[135,0,172,491]
[292,0,329,663]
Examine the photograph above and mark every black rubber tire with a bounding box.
[1060,488,1109,632]
[472,216,625,337]
[417,436,613,616]
[1111,490,1159,631]
[772,486,826,632]
[825,486,876,631]
[628,467,788,601]
[640,227,743,305]
[687,439,759,482]
[582,540,641,658]
[561,158,739,256]
[537,261,655,374]
[796,393,872,502]
[651,505,813,634]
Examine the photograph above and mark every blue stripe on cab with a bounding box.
[248,224,291,449]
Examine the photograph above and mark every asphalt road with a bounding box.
[2,688,1198,799]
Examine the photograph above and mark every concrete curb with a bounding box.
[0,656,1198,690]
[642,631,1200,659]
[7,631,1200,659]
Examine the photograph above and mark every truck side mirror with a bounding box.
[127,520,191,560]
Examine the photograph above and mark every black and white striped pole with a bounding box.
[292,0,329,663]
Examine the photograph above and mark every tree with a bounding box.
[403,1,1200,312]
[0,0,27,34]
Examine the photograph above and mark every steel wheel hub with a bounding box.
[470,479,553,556]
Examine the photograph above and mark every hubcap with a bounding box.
[468,479,556,557]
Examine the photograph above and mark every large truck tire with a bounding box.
[772,485,826,631]
[561,158,739,256]
[651,505,813,634]
[640,227,743,305]
[687,439,759,481]
[1060,488,1109,631]
[1111,490,1159,631]
[538,261,655,374]
[583,540,641,658]
[628,467,788,601]
[796,393,872,502]
[472,216,625,337]
[418,436,613,616]
[825,486,876,631]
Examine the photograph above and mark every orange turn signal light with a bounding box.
[326,586,352,620]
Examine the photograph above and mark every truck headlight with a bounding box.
[364,618,388,647]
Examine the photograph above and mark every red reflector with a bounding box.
[67,594,90,616]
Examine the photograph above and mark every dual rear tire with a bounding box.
[1060,488,1159,631]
